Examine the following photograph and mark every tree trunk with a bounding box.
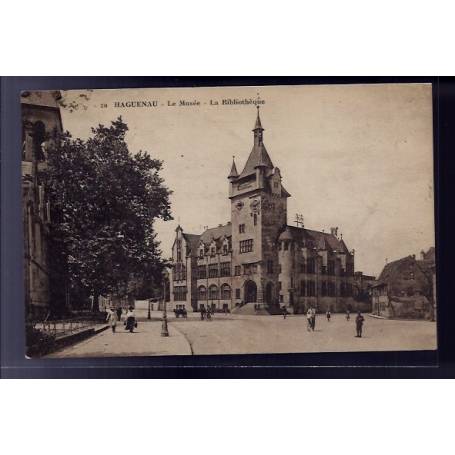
[92,292,100,312]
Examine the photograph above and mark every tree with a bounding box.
[41,117,172,313]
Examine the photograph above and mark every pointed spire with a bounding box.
[253,105,264,131]
[237,108,274,178]
[228,156,238,179]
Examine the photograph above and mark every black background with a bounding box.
[1,76,453,378]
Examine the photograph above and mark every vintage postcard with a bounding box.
[22,83,436,358]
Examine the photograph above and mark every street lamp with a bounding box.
[147,299,151,320]
[161,269,169,337]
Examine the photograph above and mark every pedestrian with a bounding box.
[282,306,288,319]
[311,307,316,331]
[200,305,206,320]
[346,309,350,321]
[306,308,313,331]
[106,307,117,333]
[355,311,365,337]
[206,306,212,321]
[125,306,136,333]
[326,310,331,322]
[116,306,122,322]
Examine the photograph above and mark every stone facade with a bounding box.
[170,109,369,313]
[22,91,63,318]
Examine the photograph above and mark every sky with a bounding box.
[59,84,434,277]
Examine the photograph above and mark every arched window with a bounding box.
[208,284,219,300]
[198,286,207,301]
[32,121,46,161]
[221,284,231,300]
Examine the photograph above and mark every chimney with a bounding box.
[330,227,338,237]
[420,250,425,260]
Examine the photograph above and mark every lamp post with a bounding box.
[161,270,169,337]
[147,299,151,320]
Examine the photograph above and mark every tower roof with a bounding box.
[253,106,264,131]
[228,157,239,179]
[237,108,274,179]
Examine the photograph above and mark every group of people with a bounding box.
[106,306,136,333]
[199,305,214,321]
[303,307,365,337]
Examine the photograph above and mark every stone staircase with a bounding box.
[231,303,283,316]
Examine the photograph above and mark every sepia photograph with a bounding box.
[22,83,437,358]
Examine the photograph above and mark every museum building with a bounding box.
[169,109,368,313]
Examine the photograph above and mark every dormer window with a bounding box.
[210,247,216,256]
[223,244,228,255]
[199,249,204,259]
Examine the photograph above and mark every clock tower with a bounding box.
[228,107,290,307]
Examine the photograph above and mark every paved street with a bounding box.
[49,311,437,358]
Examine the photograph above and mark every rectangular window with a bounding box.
[307,258,315,274]
[300,280,306,296]
[234,265,241,276]
[239,224,245,234]
[267,260,274,274]
[208,263,219,278]
[279,294,283,303]
[328,260,335,275]
[197,265,207,279]
[278,264,282,274]
[220,262,231,277]
[284,241,289,251]
[223,244,228,255]
[299,262,306,273]
[235,288,241,299]
[174,286,187,301]
[307,281,315,297]
[321,281,327,296]
[278,281,282,291]
[239,239,253,253]
[253,214,257,226]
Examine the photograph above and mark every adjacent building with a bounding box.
[22,91,63,318]
[169,109,371,314]
[371,247,435,319]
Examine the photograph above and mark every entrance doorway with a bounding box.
[244,280,257,303]
[265,282,274,305]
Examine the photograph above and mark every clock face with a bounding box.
[235,200,244,210]
[250,199,260,213]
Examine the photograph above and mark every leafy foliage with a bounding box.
[41,118,172,310]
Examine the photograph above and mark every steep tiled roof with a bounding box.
[378,256,414,282]
[200,223,232,244]
[182,233,201,253]
[237,143,274,179]
[283,226,350,252]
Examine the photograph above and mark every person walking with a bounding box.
[200,305,206,320]
[306,308,313,331]
[346,309,350,321]
[326,310,331,322]
[116,306,122,322]
[311,307,316,331]
[125,306,136,333]
[355,311,365,337]
[282,306,288,319]
[106,307,118,333]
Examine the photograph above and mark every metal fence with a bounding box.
[29,317,103,339]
